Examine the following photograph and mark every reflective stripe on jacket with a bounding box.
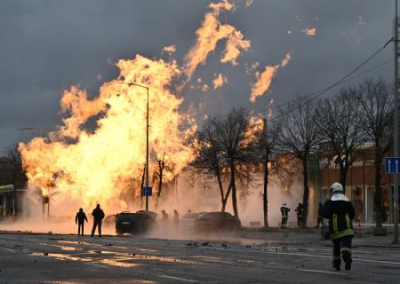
[322,193,355,240]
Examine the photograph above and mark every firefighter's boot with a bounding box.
[342,251,352,271]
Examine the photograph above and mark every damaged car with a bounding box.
[193,211,241,232]
[115,210,157,235]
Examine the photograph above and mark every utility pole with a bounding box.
[128,83,150,212]
[393,0,399,244]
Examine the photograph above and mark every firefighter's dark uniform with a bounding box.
[295,203,303,227]
[280,204,290,229]
[75,208,88,236]
[322,183,355,271]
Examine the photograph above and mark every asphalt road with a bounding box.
[0,230,399,284]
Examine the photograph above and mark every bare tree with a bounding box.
[153,152,174,198]
[255,118,281,227]
[354,78,393,230]
[277,96,322,228]
[190,108,255,218]
[212,107,255,218]
[315,89,366,191]
[189,118,232,212]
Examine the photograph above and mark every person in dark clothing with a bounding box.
[315,202,324,228]
[322,182,355,271]
[295,202,304,227]
[75,208,88,236]
[173,209,180,229]
[382,202,388,223]
[161,210,169,221]
[280,203,290,229]
[91,204,105,237]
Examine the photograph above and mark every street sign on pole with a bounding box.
[142,187,152,196]
[385,157,400,174]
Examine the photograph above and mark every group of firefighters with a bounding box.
[280,201,324,229]
[280,182,355,271]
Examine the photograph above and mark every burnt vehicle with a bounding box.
[193,211,241,232]
[115,210,157,235]
[181,212,206,232]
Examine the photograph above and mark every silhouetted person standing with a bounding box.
[75,208,88,236]
[91,204,105,237]
[173,209,180,229]
[295,202,304,227]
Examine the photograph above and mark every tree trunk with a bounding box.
[230,162,238,218]
[263,156,269,228]
[302,155,309,228]
[217,171,225,209]
[157,172,163,198]
[339,161,348,194]
[221,182,232,212]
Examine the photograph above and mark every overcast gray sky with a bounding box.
[0,0,396,153]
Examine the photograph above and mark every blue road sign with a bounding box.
[385,157,400,174]
[142,186,152,196]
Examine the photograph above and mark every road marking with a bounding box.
[0,248,16,252]
[353,258,400,265]
[158,275,197,283]
[212,247,400,266]
[201,259,232,264]
[297,269,346,275]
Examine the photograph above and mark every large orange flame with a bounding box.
[19,0,250,214]
[19,55,195,212]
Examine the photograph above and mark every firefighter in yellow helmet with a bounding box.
[322,182,355,271]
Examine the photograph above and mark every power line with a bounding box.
[257,58,393,115]
[259,38,394,121]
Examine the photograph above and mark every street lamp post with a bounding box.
[128,83,150,212]
[393,0,399,244]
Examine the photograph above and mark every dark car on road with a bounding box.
[181,212,206,232]
[193,212,241,232]
[116,210,157,235]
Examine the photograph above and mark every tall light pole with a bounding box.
[128,83,150,212]
[393,0,399,244]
